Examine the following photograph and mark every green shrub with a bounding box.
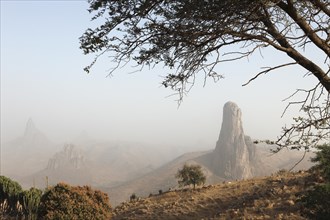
[301,144,330,219]
[38,183,112,220]
[21,187,42,219]
[0,176,23,215]
[301,183,330,220]
[311,143,330,181]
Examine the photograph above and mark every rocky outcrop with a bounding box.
[47,144,85,170]
[25,144,92,188]
[211,101,259,180]
[24,118,38,138]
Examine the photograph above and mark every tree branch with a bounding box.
[242,62,297,86]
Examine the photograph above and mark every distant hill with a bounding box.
[102,144,313,206]
[2,118,56,178]
[3,104,314,210]
[23,144,93,188]
[21,139,196,190]
[4,119,203,189]
[101,150,223,207]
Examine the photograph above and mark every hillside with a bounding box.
[103,144,313,206]
[112,170,322,219]
[102,151,223,206]
[103,102,314,206]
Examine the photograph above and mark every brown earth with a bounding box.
[112,170,323,220]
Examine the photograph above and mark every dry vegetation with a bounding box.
[113,170,323,220]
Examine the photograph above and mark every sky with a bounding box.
[0,1,323,149]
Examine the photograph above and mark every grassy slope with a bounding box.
[112,170,323,220]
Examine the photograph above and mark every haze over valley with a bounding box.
[1,102,313,206]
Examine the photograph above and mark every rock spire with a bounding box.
[211,101,258,180]
[24,118,38,137]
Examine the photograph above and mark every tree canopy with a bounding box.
[176,164,206,189]
[80,0,330,151]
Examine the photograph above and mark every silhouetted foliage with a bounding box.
[311,144,330,181]
[38,183,112,219]
[130,193,137,201]
[301,144,330,219]
[301,184,330,220]
[176,164,206,189]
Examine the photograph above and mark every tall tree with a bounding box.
[80,0,330,151]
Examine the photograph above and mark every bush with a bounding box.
[311,143,330,181]
[130,193,137,201]
[38,183,112,219]
[301,183,330,219]
[176,164,206,189]
[301,144,330,219]
[21,187,42,219]
[0,176,23,215]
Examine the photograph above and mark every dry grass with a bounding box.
[112,170,323,219]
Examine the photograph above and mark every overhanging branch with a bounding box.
[242,62,297,86]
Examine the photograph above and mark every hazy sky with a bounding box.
[1,1,323,148]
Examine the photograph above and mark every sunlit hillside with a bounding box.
[112,170,323,220]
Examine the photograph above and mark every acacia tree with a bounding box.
[176,164,206,189]
[80,0,330,151]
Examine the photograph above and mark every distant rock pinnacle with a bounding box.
[24,118,38,137]
[211,101,258,180]
[47,144,85,170]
